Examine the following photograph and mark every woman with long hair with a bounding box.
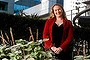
[43,4,73,60]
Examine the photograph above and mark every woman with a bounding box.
[43,4,73,60]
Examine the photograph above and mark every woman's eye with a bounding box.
[54,9,62,12]
[54,10,57,11]
[59,10,62,12]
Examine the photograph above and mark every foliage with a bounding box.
[0,39,54,60]
[74,55,90,60]
[0,12,46,40]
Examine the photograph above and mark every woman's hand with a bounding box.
[51,47,56,52]
[55,47,62,54]
[51,47,62,54]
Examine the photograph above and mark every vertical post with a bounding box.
[5,33,10,43]
[0,31,5,45]
[77,7,79,13]
[10,27,15,45]
[29,27,34,41]
[71,10,72,22]
[36,29,38,40]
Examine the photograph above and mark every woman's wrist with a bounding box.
[43,38,49,41]
[59,47,63,51]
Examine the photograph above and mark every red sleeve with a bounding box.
[43,19,53,49]
[43,19,49,39]
[60,21,73,50]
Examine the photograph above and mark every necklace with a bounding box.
[55,22,63,26]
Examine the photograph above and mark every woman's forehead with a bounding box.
[53,5,62,9]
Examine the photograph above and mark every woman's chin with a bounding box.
[56,15,62,18]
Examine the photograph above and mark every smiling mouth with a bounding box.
[56,14,61,15]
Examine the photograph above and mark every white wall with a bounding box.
[64,0,87,20]
[23,0,89,20]
[23,4,41,16]
[23,0,50,16]
[23,0,56,16]
[40,0,49,15]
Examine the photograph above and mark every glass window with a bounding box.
[56,0,63,6]
[0,1,8,11]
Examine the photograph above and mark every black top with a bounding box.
[52,23,63,48]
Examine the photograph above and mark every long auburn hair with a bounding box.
[49,4,67,19]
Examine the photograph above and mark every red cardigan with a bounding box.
[43,18,73,51]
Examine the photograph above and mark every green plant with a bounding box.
[0,39,54,60]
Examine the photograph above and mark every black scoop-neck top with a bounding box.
[52,23,63,48]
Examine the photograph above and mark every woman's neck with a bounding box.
[56,17,63,21]
[55,17,63,26]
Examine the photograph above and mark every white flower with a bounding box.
[2,58,8,60]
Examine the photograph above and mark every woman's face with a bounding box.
[53,5,63,18]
